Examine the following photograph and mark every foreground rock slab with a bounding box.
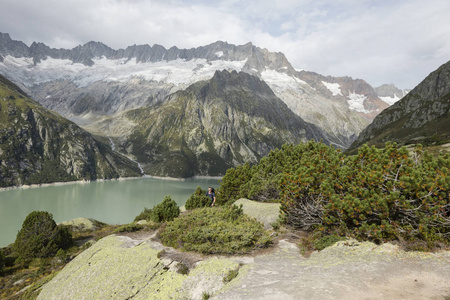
[37,233,239,300]
[38,231,450,300]
[216,240,450,300]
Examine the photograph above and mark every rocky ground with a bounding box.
[36,199,450,300]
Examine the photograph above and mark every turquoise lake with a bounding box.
[0,177,220,247]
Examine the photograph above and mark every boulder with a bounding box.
[233,198,280,229]
[58,217,106,232]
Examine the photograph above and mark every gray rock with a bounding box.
[234,198,280,229]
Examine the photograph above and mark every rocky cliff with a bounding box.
[0,75,141,187]
[94,70,329,177]
[349,60,450,150]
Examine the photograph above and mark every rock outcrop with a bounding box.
[37,234,241,300]
[37,232,450,300]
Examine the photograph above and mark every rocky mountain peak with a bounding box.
[201,70,276,98]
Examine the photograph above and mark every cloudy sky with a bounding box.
[1,0,449,89]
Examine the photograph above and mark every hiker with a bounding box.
[206,187,216,207]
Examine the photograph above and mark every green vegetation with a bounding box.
[281,142,450,244]
[13,211,73,264]
[223,267,239,283]
[219,140,450,247]
[113,223,143,234]
[158,205,271,254]
[151,195,180,222]
[134,207,153,222]
[314,234,346,251]
[185,186,211,210]
[0,211,122,299]
[134,195,180,225]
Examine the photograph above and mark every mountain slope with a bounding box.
[0,74,141,187]
[96,70,329,177]
[348,60,450,150]
[0,32,400,148]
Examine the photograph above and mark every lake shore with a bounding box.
[0,175,223,192]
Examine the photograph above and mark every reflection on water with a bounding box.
[0,177,220,247]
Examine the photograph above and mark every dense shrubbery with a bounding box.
[158,205,271,254]
[219,141,338,204]
[151,196,180,222]
[280,141,450,243]
[13,211,73,263]
[218,140,450,244]
[185,186,211,210]
[135,196,180,223]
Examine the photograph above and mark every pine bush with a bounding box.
[134,207,153,222]
[158,206,270,254]
[280,142,450,243]
[151,196,180,223]
[185,186,211,210]
[13,211,73,262]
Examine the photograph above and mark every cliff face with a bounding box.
[349,60,450,150]
[0,75,141,187]
[96,70,328,178]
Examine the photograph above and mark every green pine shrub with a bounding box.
[134,207,153,222]
[218,142,323,204]
[280,142,450,243]
[158,206,271,254]
[314,234,346,250]
[185,186,211,210]
[113,223,143,233]
[217,163,254,205]
[151,196,180,223]
[13,211,73,263]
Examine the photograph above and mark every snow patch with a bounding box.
[261,69,308,92]
[347,91,369,113]
[322,81,343,96]
[380,95,401,106]
[0,55,247,88]
[215,51,224,58]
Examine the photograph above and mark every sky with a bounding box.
[1,0,449,90]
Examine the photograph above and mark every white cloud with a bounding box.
[0,0,449,89]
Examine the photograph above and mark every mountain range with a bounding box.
[0,32,417,181]
[0,33,409,147]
